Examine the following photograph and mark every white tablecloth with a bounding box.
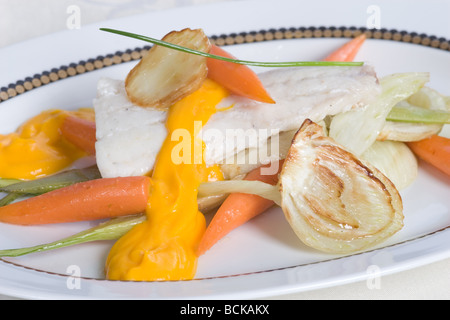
[0,0,449,300]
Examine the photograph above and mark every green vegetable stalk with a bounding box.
[0,166,101,195]
[0,166,102,207]
[0,215,145,258]
[387,104,450,124]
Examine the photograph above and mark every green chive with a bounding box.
[100,28,364,68]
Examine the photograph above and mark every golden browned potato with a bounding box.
[125,28,211,109]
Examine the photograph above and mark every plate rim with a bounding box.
[2,223,450,282]
[0,226,449,300]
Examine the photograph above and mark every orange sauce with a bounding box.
[105,79,228,281]
[0,109,94,180]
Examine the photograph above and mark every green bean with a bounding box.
[0,215,145,258]
[0,166,101,195]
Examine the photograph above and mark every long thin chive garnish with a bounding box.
[100,28,364,68]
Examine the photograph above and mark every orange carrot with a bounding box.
[323,34,367,62]
[407,135,450,177]
[207,45,275,104]
[196,160,283,256]
[0,176,150,225]
[61,116,97,155]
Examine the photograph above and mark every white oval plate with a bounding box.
[0,0,449,300]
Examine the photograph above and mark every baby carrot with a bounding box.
[323,34,367,62]
[207,44,275,104]
[196,160,283,256]
[61,115,97,155]
[407,135,450,176]
[0,176,150,225]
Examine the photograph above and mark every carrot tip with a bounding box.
[323,34,367,62]
[207,45,276,104]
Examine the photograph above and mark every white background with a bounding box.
[0,0,449,300]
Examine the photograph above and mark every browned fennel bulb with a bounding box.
[280,120,404,254]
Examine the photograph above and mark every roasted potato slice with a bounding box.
[125,28,211,109]
[279,120,404,254]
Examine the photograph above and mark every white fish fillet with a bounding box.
[94,78,167,178]
[94,66,380,178]
[203,66,380,164]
